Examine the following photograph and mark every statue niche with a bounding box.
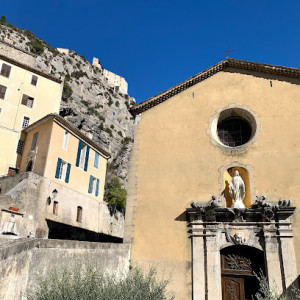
[224,167,251,208]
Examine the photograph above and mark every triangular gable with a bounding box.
[130,58,300,116]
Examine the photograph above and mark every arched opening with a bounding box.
[224,166,251,208]
[221,245,265,300]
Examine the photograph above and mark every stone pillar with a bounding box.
[191,227,206,300]
[264,225,284,294]
[278,224,298,290]
[205,226,222,300]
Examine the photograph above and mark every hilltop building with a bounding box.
[92,57,128,95]
[0,41,63,175]
[0,114,124,242]
[125,58,300,299]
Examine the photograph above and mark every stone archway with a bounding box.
[221,245,265,300]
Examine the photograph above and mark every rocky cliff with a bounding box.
[0,22,135,185]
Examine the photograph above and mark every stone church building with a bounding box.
[124,58,300,299]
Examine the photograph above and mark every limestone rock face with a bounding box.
[0,24,135,185]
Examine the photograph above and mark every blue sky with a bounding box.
[1,1,300,103]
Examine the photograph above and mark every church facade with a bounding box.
[124,59,300,299]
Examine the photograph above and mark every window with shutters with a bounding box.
[0,84,7,100]
[31,75,38,86]
[31,132,38,150]
[1,63,11,78]
[21,94,34,108]
[76,140,90,171]
[94,152,100,169]
[88,175,100,197]
[55,158,71,183]
[79,144,87,169]
[76,206,82,222]
[22,117,30,128]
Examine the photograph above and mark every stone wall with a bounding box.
[0,238,130,300]
[0,41,36,67]
[0,172,124,240]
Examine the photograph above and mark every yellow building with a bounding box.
[0,114,124,242]
[125,58,300,299]
[18,113,110,201]
[0,43,63,175]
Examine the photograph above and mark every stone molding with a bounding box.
[187,197,297,300]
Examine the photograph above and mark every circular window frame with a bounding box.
[208,105,259,154]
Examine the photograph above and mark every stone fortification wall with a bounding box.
[0,40,36,67]
[0,238,130,300]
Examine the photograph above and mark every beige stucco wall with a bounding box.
[125,69,300,299]
[0,58,62,175]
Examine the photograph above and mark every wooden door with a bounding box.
[222,276,245,300]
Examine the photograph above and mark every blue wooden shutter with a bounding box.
[95,178,100,196]
[88,175,93,193]
[55,158,62,178]
[76,140,82,167]
[65,163,71,183]
[84,146,90,171]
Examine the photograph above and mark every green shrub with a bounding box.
[62,82,73,102]
[0,16,7,25]
[255,271,300,300]
[81,100,89,106]
[104,127,113,137]
[71,70,87,79]
[110,124,114,129]
[117,131,123,137]
[115,101,120,107]
[108,99,113,106]
[122,137,134,145]
[29,39,44,55]
[27,263,174,300]
[104,176,127,214]
[98,123,104,130]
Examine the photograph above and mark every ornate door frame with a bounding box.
[187,199,298,300]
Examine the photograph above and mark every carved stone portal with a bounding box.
[187,195,297,300]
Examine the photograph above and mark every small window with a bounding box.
[31,75,38,86]
[58,160,68,181]
[0,108,2,117]
[79,144,87,169]
[76,141,90,171]
[1,63,11,78]
[21,94,34,108]
[76,206,82,222]
[94,152,100,169]
[22,117,30,128]
[62,130,69,150]
[16,140,25,154]
[53,201,58,215]
[88,175,100,196]
[31,132,38,150]
[217,117,252,147]
[55,158,71,183]
[0,84,7,100]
